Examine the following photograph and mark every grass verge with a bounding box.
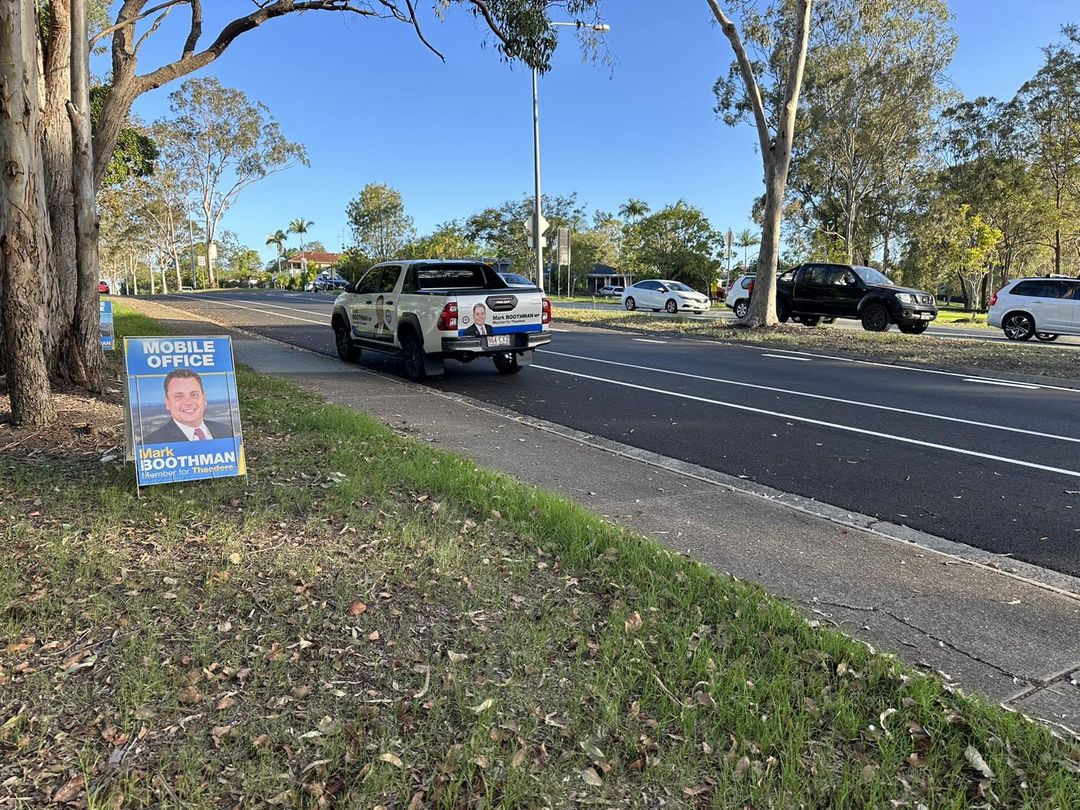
[935,310,989,328]
[2,307,1078,808]
[553,307,1079,381]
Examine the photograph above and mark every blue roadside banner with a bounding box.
[99,300,114,350]
[123,336,246,488]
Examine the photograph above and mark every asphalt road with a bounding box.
[554,298,1080,346]
[156,289,1080,577]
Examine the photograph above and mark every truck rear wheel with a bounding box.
[401,333,428,381]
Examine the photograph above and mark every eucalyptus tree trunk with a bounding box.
[0,0,56,424]
[41,0,76,363]
[710,0,812,328]
[65,0,104,388]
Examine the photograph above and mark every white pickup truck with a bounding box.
[331,260,551,380]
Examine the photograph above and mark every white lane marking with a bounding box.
[173,294,327,325]
[535,365,1080,479]
[537,349,1080,445]
[219,295,333,315]
[741,347,1079,393]
[633,338,669,344]
[964,378,1040,390]
[762,353,811,361]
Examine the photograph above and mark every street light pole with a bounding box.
[532,65,543,287]
[531,20,609,291]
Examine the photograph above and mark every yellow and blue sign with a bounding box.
[99,300,114,350]
[124,336,246,487]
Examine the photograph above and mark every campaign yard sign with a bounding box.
[99,300,114,350]
[124,336,246,487]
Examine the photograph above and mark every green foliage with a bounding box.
[345,183,415,262]
[901,201,1001,307]
[464,192,587,273]
[623,201,721,291]
[90,86,158,187]
[402,222,480,259]
[335,247,377,282]
[778,0,956,264]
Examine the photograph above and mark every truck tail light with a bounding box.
[747,281,755,296]
[989,289,1001,307]
[437,302,458,331]
[542,297,551,324]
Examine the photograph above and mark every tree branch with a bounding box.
[706,1,772,162]
[136,1,381,91]
[91,0,186,47]
[183,0,202,56]
[404,0,445,61]
[135,8,173,56]
[465,0,514,55]
[776,0,812,150]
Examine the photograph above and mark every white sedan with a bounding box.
[621,279,710,314]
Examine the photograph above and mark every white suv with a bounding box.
[725,274,755,319]
[988,277,1080,341]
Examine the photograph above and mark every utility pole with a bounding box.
[726,228,733,288]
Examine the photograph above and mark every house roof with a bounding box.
[288,251,341,264]
[586,263,629,278]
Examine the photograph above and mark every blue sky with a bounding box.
[116,1,1078,264]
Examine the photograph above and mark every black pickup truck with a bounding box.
[775,263,938,333]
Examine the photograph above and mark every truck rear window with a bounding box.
[414,264,498,290]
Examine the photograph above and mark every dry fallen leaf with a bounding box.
[52,774,84,804]
[734,756,751,778]
[879,707,897,737]
[581,767,603,786]
[368,630,381,641]
[447,651,468,663]
[965,745,994,779]
[624,611,643,635]
[378,752,405,769]
[469,697,495,714]
[580,741,605,760]
[347,600,367,616]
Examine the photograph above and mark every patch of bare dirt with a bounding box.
[0,365,126,462]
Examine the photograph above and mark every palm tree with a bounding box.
[265,229,288,280]
[735,228,761,269]
[618,199,650,221]
[288,218,314,269]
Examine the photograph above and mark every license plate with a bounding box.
[920,313,933,320]
[486,334,511,347]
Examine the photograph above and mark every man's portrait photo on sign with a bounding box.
[137,369,236,445]
[462,303,491,337]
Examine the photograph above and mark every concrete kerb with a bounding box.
[131,296,1080,604]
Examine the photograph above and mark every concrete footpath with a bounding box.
[146,304,1080,738]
